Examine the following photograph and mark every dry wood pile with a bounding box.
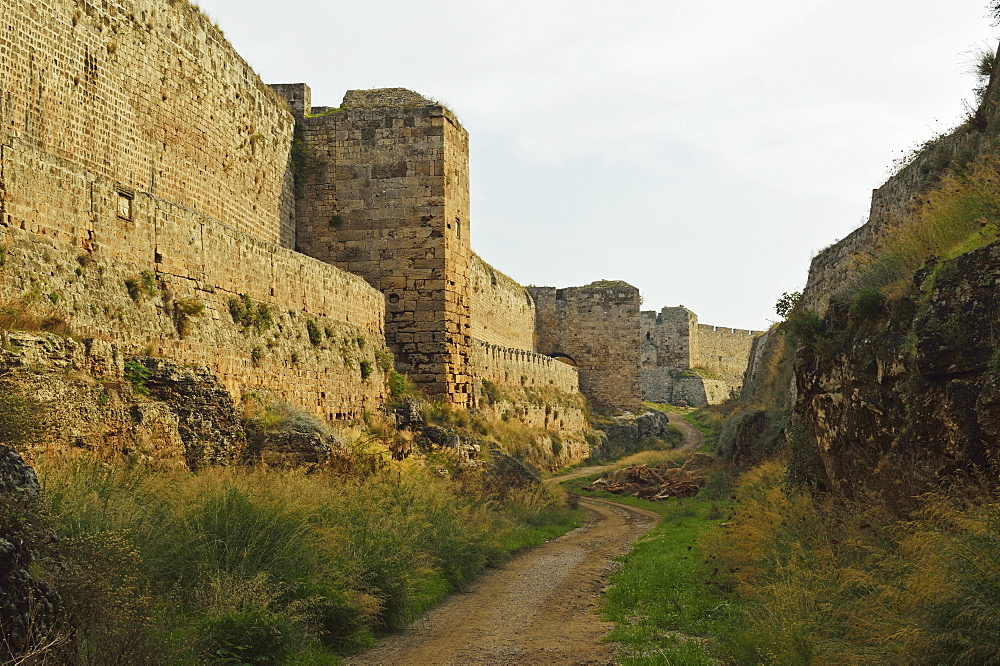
[582,453,714,500]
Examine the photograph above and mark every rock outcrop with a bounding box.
[792,240,1000,496]
[0,447,65,661]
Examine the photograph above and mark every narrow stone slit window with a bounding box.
[117,189,133,220]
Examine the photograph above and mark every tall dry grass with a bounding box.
[30,456,579,663]
[708,460,1000,664]
[851,155,1000,298]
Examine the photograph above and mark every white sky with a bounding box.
[197,0,996,330]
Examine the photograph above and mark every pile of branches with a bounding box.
[583,453,714,500]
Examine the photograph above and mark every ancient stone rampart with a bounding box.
[530,281,642,412]
[801,128,977,314]
[0,159,389,422]
[641,306,761,406]
[641,368,734,406]
[0,2,390,422]
[468,339,586,434]
[696,324,763,379]
[0,0,296,247]
[642,307,698,368]
[287,85,473,403]
[469,253,534,351]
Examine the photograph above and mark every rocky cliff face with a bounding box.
[0,332,342,470]
[0,447,65,661]
[791,240,1000,497]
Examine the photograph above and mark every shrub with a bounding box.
[306,319,322,346]
[140,270,157,297]
[228,294,273,332]
[173,297,205,338]
[124,278,142,302]
[775,291,801,319]
[850,286,885,319]
[374,348,393,373]
[388,371,411,398]
[359,360,373,380]
[124,359,152,396]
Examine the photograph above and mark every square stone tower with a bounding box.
[274,85,472,403]
[529,281,642,412]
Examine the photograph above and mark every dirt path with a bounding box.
[666,412,705,451]
[346,496,660,665]
[347,413,702,665]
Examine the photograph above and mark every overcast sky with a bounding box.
[198,0,995,330]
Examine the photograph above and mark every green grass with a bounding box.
[562,464,735,664]
[683,409,724,453]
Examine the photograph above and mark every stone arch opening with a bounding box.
[547,352,578,367]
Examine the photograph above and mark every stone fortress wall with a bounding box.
[529,282,643,412]
[0,0,390,423]
[3,0,725,457]
[0,0,296,247]
[801,128,978,315]
[469,253,535,352]
[288,85,473,404]
[641,306,763,406]
[273,84,590,440]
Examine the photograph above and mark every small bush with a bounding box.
[228,294,273,332]
[306,319,322,346]
[775,291,801,319]
[173,297,205,338]
[124,278,142,302]
[850,286,885,319]
[140,270,158,297]
[359,360,373,380]
[388,371,412,398]
[374,348,393,373]
[251,347,264,366]
[124,359,152,396]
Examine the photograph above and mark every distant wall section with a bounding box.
[641,306,761,406]
[530,281,642,411]
[697,324,762,379]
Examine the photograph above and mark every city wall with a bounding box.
[289,87,473,403]
[530,282,642,412]
[641,368,734,406]
[641,306,762,406]
[469,253,534,352]
[697,324,763,379]
[801,128,978,314]
[0,0,296,247]
[0,1,390,421]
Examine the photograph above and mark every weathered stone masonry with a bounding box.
[641,306,762,406]
[287,85,473,404]
[529,282,642,412]
[0,0,389,423]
